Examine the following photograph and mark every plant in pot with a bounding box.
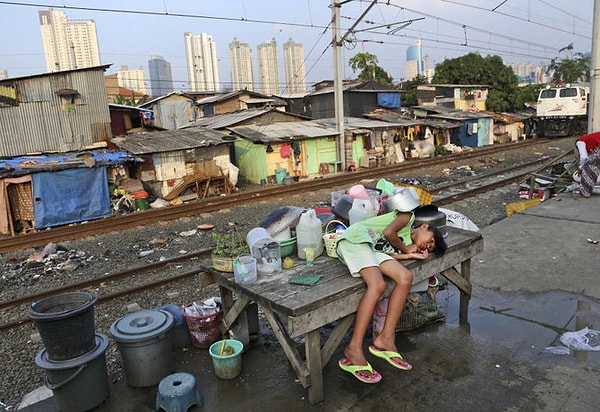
[211,229,250,272]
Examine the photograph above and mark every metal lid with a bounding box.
[35,333,109,370]
[110,309,173,343]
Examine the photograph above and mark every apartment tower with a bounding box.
[257,38,280,95]
[184,32,220,92]
[39,8,101,72]
[229,38,254,91]
[283,38,306,93]
[148,55,174,97]
[116,65,146,94]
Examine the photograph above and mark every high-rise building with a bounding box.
[39,8,101,72]
[184,32,220,92]
[0,69,7,80]
[229,38,254,91]
[405,39,424,81]
[283,38,306,94]
[116,65,146,94]
[257,38,280,95]
[148,55,174,97]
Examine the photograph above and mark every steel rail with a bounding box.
[0,138,562,254]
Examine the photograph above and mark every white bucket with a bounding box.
[246,227,281,274]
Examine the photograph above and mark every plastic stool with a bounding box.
[156,373,202,412]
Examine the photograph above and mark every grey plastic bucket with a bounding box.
[35,333,109,412]
[28,291,97,361]
[110,309,174,387]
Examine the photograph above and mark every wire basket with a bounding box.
[322,220,346,258]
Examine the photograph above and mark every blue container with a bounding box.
[275,168,287,184]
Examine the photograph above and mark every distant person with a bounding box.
[335,210,446,383]
[574,132,600,197]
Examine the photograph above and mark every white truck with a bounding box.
[535,84,589,137]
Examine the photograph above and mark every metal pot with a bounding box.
[413,205,448,238]
[382,188,420,213]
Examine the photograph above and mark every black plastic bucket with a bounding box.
[35,333,109,412]
[28,291,97,361]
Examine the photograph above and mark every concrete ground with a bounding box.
[19,192,600,412]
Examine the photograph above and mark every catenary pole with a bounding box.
[588,0,600,133]
[332,0,345,171]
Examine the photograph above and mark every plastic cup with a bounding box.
[233,256,257,284]
[304,248,314,266]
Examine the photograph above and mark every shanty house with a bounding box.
[417,84,489,112]
[196,89,286,117]
[111,127,236,199]
[0,64,112,157]
[302,80,402,119]
[228,121,339,184]
[138,92,199,130]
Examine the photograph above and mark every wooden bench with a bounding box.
[202,226,483,404]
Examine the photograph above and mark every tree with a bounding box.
[546,43,591,84]
[114,91,149,107]
[432,52,519,112]
[348,52,393,86]
[397,74,428,107]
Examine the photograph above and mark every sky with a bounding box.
[0,0,594,91]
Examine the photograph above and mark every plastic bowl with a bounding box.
[279,237,297,257]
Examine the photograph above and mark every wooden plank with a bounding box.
[219,294,250,334]
[305,329,324,405]
[440,266,472,295]
[321,314,355,366]
[261,306,311,387]
[287,290,365,338]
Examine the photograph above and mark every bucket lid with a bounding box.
[110,309,173,343]
[35,333,109,370]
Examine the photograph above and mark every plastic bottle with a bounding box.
[296,209,324,260]
[348,198,376,225]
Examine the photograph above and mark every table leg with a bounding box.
[459,259,471,322]
[305,329,324,405]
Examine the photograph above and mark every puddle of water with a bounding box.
[409,284,600,365]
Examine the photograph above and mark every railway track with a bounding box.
[0,137,564,254]
[0,139,576,333]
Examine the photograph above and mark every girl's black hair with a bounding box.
[430,225,447,256]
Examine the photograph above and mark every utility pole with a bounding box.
[331,0,377,171]
[589,0,600,133]
[331,0,345,171]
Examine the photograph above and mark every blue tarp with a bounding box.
[0,150,139,178]
[32,167,111,229]
[377,92,401,109]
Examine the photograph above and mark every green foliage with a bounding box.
[546,44,591,84]
[432,52,519,111]
[397,74,428,106]
[114,91,150,107]
[211,230,249,256]
[514,84,545,107]
[348,52,393,86]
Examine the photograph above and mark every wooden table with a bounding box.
[202,226,483,404]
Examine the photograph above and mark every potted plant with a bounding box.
[211,229,250,272]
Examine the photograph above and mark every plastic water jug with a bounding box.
[296,209,323,260]
[348,198,376,225]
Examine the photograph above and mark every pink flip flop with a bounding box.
[338,357,382,383]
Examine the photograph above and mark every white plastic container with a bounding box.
[348,198,376,225]
[296,209,324,260]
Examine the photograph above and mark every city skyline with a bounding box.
[1,2,592,91]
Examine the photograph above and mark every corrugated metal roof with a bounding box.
[112,127,233,155]
[179,108,273,129]
[314,117,407,129]
[228,121,338,143]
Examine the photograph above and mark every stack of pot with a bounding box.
[30,290,110,412]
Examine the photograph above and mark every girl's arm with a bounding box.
[382,211,418,254]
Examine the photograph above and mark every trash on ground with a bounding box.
[559,327,600,351]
